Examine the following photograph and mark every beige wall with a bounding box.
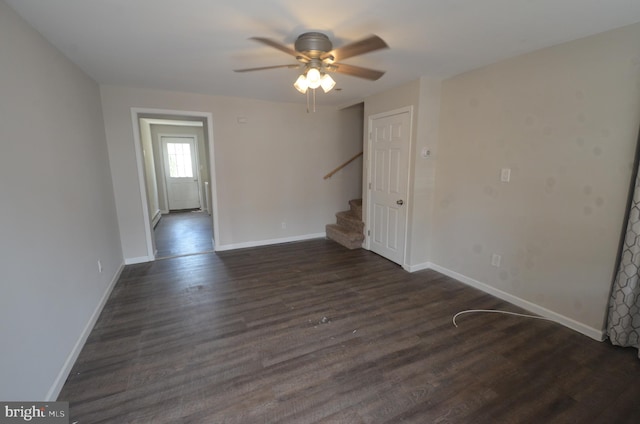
[410,77,442,266]
[0,1,122,400]
[100,85,363,259]
[432,23,640,334]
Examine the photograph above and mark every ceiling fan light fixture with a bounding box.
[320,73,336,93]
[237,32,389,108]
[306,67,321,89]
[294,74,309,93]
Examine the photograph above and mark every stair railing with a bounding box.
[323,151,363,180]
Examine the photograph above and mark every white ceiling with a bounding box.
[7,0,640,106]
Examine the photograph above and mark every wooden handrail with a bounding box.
[323,151,363,179]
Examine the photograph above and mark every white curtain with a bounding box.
[607,142,640,358]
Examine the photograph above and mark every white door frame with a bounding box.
[159,133,203,211]
[131,107,219,261]
[364,106,413,267]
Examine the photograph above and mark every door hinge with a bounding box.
[367,230,371,236]
[368,182,372,190]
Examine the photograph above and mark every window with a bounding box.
[166,143,193,178]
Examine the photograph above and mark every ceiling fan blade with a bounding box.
[322,35,388,62]
[249,37,310,60]
[234,64,300,72]
[330,63,385,81]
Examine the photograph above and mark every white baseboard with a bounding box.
[215,233,326,252]
[125,256,152,265]
[46,262,124,401]
[151,210,162,228]
[426,263,606,342]
[405,262,430,272]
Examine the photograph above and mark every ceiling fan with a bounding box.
[234,32,389,99]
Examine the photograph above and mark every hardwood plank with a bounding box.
[153,210,213,258]
[58,239,640,423]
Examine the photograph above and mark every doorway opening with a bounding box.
[131,109,218,261]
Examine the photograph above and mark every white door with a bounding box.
[162,136,201,210]
[368,109,411,265]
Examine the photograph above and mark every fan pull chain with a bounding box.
[305,88,318,113]
[312,88,316,113]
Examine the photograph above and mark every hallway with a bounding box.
[154,210,213,258]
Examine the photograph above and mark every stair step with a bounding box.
[336,211,364,233]
[325,198,364,250]
[349,199,363,220]
[326,224,364,250]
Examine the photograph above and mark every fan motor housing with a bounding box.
[294,32,332,57]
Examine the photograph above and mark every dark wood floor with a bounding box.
[154,210,213,258]
[59,239,640,423]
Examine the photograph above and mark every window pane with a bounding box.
[167,142,193,178]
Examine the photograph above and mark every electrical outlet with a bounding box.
[491,254,501,267]
[281,222,286,229]
[500,168,511,182]
[97,260,103,273]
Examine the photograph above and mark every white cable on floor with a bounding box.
[452,309,556,328]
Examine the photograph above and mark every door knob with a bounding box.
[396,200,404,205]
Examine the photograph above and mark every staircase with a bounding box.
[326,199,364,249]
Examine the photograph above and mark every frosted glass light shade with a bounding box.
[320,74,336,93]
[294,74,308,93]
[306,68,321,89]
